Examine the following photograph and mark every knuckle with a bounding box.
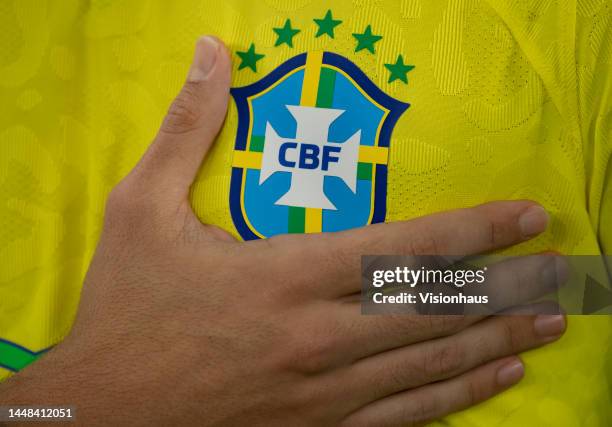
[409,394,440,425]
[405,232,441,256]
[426,315,465,336]
[464,378,483,405]
[486,218,512,247]
[161,82,203,135]
[380,314,418,339]
[513,269,531,301]
[423,340,465,379]
[365,353,411,397]
[499,318,519,351]
[281,381,338,423]
[104,180,160,233]
[288,335,336,375]
[105,182,136,218]
[103,184,141,237]
[383,361,411,392]
[280,384,316,413]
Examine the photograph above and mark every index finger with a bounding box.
[264,200,549,298]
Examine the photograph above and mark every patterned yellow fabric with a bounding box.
[0,0,610,425]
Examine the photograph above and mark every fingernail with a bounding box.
[534,314,566,339]
[188,36,219,82]
[519,205,549,238]
[497,359,524,387]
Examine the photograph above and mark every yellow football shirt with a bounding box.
[0,0,610,425]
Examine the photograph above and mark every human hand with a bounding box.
[0,36,566,427]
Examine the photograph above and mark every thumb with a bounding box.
[132,36,231,199]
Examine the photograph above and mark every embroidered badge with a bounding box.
[230,11,413,240]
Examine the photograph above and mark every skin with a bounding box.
[0,37,567,427]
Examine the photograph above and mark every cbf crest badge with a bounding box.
[230,21,411,240]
